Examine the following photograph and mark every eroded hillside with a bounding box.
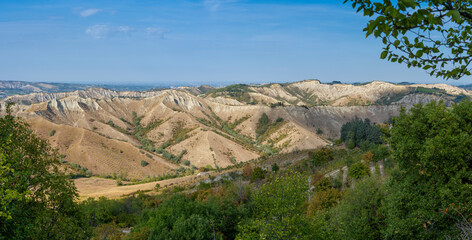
[1,80,468,179]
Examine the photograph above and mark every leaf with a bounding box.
[380,51,388,59]
[449,10,461,22]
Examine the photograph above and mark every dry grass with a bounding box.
[75,175,199,199]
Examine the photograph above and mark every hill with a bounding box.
[1,80,469,180]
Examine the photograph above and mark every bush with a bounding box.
[363,151,374,163]
[314,177,332,192]
[252,167,265,181]
[371,145,390,162]
[183,160,190,166]
[308,188,342,215]
[271,163,279,172]
[242,165,253,179]
[140,160,149,167]
[49,129,56,136]
[310,148,334,166]
[348,162,370,180]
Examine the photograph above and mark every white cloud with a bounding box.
[85,25,133,39]
[118,26,133,33]
[85,25,108,39]
[204,0,221,12]
[79,8,102,17]
[146,27,169,38]
[203,0,238,13]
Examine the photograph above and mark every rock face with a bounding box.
[1,80,469,179]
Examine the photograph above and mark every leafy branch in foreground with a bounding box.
[346,0,472,79]
[0,103,90,239]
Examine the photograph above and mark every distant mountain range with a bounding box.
[0,80,157,99]
[1,79,470,180]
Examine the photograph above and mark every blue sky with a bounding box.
[0,0,469,86]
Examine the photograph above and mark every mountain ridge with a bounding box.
[1,79,468,179]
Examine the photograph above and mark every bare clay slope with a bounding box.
[1,80,468,180]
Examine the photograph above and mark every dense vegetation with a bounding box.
[340,117,383,149]
[2,100,472,239]
[0,103,90,239]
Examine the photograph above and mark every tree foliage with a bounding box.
[251,167,266,182]
[345,0,472,79]
[0,103,90,239]
[308,188,342,215]
[341,118,383,148]
[131,194,244,240]
[310,147,334,166]
[382,100,472,239]
[237,171,316,239]
[329,177,384,240]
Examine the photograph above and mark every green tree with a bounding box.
[382,100,472,239]
[341,118,383,148]
[329,177,385,240]
[0,103,90,239]
[132,194,244,240]
[345,0,472,79]
[237,171,318,239]
[256,113,270,137]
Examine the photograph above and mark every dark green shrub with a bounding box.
[310,148,334,166]
[348,162,370,180]
[314,177,332,192]
[252,167,265,181]
[271,163,279,172]
[141,160,149,167]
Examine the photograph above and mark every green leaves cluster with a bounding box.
[348,162,370,180]
[131,194,245,240]
[381,100,472,238]
[0,103,90,239]
[346,0,472,79]
[237,171,320,239]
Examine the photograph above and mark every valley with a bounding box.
[1,80,468,184]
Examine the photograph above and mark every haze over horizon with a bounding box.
[1,0,470,86]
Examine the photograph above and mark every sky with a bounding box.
[0,0,470,87]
